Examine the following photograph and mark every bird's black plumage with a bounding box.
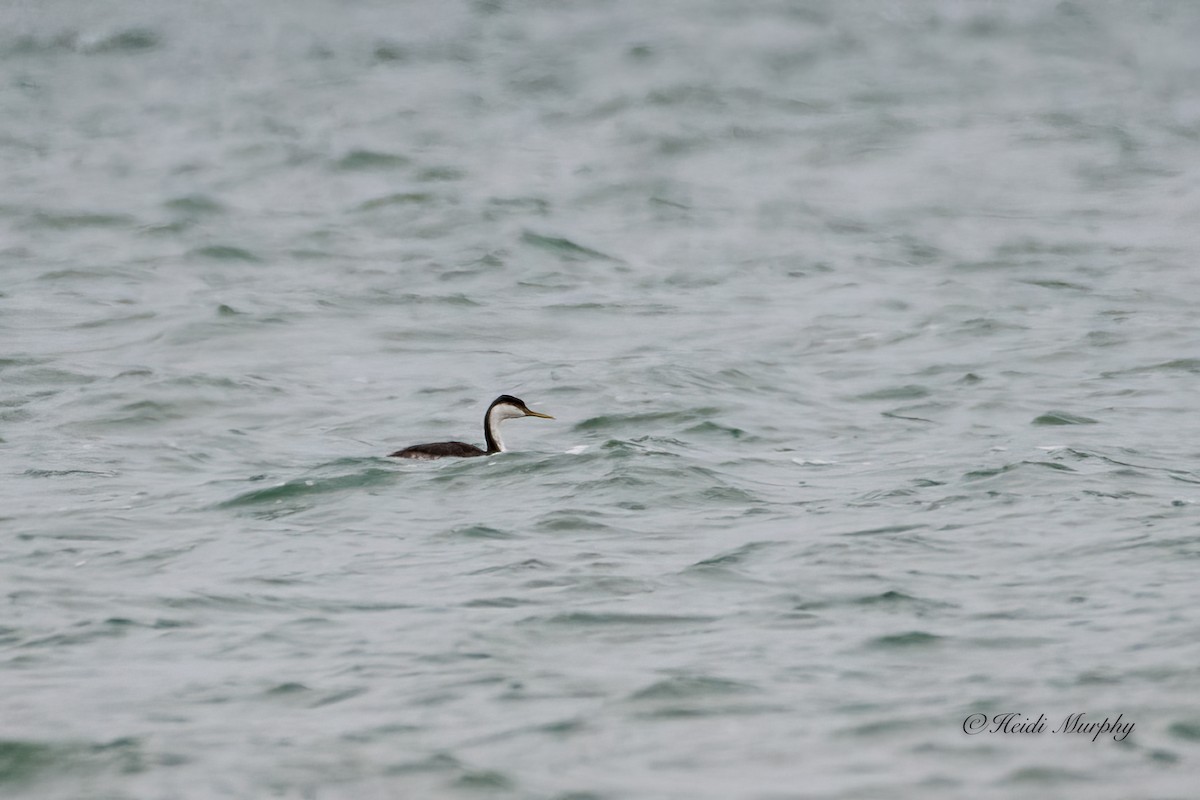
[389,441,488,460]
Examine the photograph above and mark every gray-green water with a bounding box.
[3,2,1200,798]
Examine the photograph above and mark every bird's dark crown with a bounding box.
[491,394,527,409]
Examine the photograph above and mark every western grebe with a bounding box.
[388,394,554,460]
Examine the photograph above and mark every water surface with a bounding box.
[3,2,1200,798]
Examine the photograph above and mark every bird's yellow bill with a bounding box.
[524,409,554,419]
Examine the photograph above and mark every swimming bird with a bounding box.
[388,395,554,460]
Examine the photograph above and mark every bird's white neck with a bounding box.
[484,403,524,453]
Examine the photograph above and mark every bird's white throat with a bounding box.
[485,403,526,452]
